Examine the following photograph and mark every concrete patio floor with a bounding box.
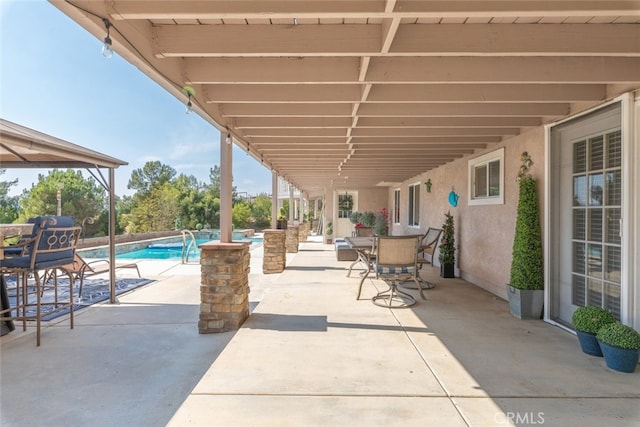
[1,237,638,426]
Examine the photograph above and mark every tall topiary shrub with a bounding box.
[438,211,455,265]
[510,152,544,290]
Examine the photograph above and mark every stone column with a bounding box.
[262,229,286,273]
[298,222,307,242]
[199,241,250,334]
[285,225,299,253]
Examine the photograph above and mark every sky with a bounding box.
[0,0,273,197]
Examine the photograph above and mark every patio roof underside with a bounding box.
[51,1,640,198]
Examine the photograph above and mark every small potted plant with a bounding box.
[325,221,333,244]
[572,305,616,356]
[596,323,640,373]
[438,211,455,278]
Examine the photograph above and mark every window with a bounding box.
[468,148,504,206]
[408,183,420,227]
[393,189,400,224]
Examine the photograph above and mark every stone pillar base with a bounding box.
[285,226,299,253]
[263,229,286,274]
[199,242,250,333]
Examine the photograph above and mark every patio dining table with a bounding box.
[344,236,374,278]
[345,235,436,295]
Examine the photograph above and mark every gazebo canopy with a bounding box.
[0,118,127,169]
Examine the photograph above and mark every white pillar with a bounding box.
[289,185,294,223]
[271,171,278,229]
[299,191,304,222]
[220,132,233,243]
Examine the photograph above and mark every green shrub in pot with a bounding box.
[596,323,640,373]
[572,305,616,334]
[597,323,640,350]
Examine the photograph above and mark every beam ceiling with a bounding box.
[50,0,640,197]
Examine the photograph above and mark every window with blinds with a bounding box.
[571,130,622,319]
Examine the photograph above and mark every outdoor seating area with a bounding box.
[1,237,638,426]
[0,216,82,346]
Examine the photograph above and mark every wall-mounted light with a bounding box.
[226,132,232,145]
[293,17,298,26]
[182,85,195,114]
[101,18,113,58]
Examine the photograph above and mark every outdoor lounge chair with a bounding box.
[56,253,140,299]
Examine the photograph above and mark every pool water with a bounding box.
[116,237,263,260]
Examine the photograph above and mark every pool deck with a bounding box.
[1,236,639,426]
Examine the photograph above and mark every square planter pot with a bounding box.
[506,284,543,319]
[440,263,455,278]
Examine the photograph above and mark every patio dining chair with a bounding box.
[364,235,425,308]
[401,227,443,290]
[0,222,81,346]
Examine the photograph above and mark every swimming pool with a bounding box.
[115,237,263,260]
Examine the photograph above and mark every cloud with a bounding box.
[169,142,216,160]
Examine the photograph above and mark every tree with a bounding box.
[232,201,252,228]
[251,193,272,228]
[125,183,180,232]
[0,169,19,223]
[127,161,176,196]
[18,169,106,232]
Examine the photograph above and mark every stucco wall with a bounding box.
[390,127,546,299]
[355,187,388,213]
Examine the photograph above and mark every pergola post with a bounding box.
[220,132,233,243]
[271,171,278,229]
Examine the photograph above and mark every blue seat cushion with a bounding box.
[0,254,74,270]
[376,265,416,275]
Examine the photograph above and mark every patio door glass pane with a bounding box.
[571,130,622,319]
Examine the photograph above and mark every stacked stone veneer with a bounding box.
[285,225,299,253]
[199,241,250,333]
[263,229,286,274]
[297,222,308,242]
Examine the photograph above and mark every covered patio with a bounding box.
[46,1,640,333]
[1,239,638,426]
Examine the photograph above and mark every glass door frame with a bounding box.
[544,92,636,329]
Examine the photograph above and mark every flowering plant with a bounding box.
[374,208,389,236]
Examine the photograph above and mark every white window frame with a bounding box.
[393,188,401,224]
[468,147,505,206]
[408,182,420,227]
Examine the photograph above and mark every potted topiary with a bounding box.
[507,152,544,319]
[325,221,333,244]
[438,211,455,278]
[572,305,616,356]
[596,323,640,373]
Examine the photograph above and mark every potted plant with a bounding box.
[325,221,333,244]
[374,208,389,236]
[596,323,640,373]
[572,305,616,356]
[507,152,544,319]
[438,211,455,278]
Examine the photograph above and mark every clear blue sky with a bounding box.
[0,0,272,197]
